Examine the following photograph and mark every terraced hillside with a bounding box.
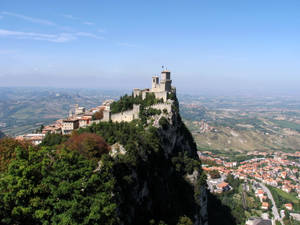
[180,94,300,152]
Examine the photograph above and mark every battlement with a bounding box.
[133,70,175,102]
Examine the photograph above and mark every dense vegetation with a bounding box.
[214,175,264,225]
[0,145,117,225]
[268,185,300,212]
[110,93,163,114]
[0,138,32,172]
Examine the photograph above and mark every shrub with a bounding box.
[159,117,169,130]
[0,138,32,172]
[41,133,66,146]
[64,132,110,159]
[92,109,104,120]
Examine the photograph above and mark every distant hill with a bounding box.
[180,95,300,152]
[0,87,123,136]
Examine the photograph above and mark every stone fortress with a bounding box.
[133,70,174,102]
[102,70,176,122]
[18,69,177,141]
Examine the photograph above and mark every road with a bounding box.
[258,182,283,224]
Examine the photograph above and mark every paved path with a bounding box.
[258,182,283,224]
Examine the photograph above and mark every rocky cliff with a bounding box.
[101,95,208,225]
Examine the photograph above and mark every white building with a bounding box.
[62,119,79,135]
[16,133,46,145]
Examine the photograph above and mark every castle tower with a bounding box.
[151,76,160,92]
[160,70,172,92]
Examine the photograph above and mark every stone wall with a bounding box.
[110,104,140,122]
[102,109,111,122]
[153,91,168,102]
[147,102,172,113]
[101,102,172,123]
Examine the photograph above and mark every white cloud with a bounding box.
[97,28,107,33]
[0,29,75,42]
[82,21,94,25]
[62,14,95,26]
[1,11,55,26]
[117,42,137,48]
[0,29,103,43]
[76,32,103,39]
[62,14,79,20]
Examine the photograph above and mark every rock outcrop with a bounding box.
[111,97,208,225]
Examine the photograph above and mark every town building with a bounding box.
[74,105,86,115]
[62,119,79,135]
[216,182,230,192]
[261,202,269,210]
[79,115,93,128]
[42,124,62,134]
[16,133,46,145]
[285,203,293,211]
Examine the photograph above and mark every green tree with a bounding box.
[41,133,66,146]
[0,146,117,225]
[0,137,32,172]
[208,169,221,179]
[177,216,193,225]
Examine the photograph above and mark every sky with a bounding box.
[0,0,300,95]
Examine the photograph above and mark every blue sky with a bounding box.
[0,0,300,95]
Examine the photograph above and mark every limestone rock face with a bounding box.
[110,143,126,157]
[114,99,208,225]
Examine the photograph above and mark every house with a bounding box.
[216,182,230,192]
[42,124,62,134]
[74,105,86,115]
[256,189,264,198]
[285,203,293,211]
[261,202,269,210]
[16,133,46,145]
[62,119,79,135]
[282,185,291,193]
[79,115,93,128]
